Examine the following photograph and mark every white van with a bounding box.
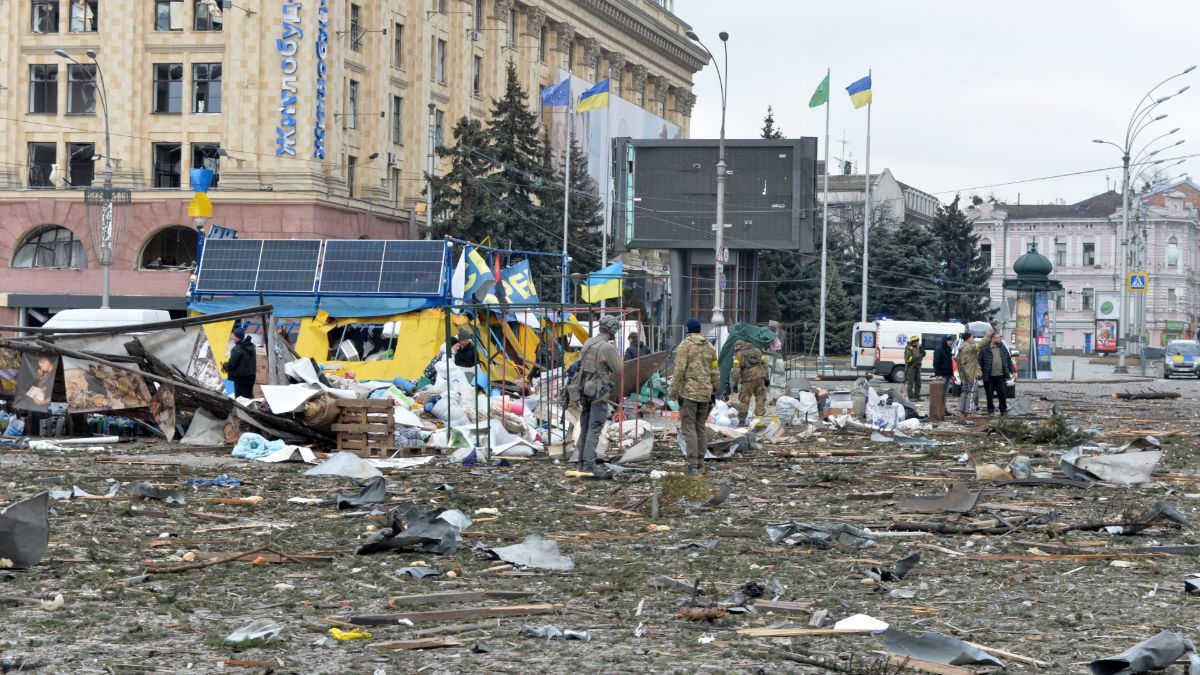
[41,308,172,331]
[852,320,965,383]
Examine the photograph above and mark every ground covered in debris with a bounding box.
[2,379,1200,674]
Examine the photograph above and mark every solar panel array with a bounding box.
[319,240,447,295]
[195,239,322,293]
[195,239,448,296]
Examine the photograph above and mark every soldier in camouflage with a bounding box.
[668,318,719,475]
[569,314,622,479]
[731,340,769,420]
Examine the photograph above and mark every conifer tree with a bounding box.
[930,196,993,322]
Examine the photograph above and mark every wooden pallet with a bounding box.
[333,399,396,457]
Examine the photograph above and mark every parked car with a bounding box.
[1162,340,1200,379]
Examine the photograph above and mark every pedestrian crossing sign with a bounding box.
[1127,272,1147,293]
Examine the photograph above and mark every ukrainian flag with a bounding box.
[580,260,623,303]
[576,79,611,113]
[846,74,872,109]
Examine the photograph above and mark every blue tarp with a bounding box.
[189,295,443,318]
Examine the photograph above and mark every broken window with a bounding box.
[28,65,58,114]
[67,64,96,114]
[154,0,183,31]
[67,142,95,187]
[32,0,60,33]
[191,143,220,187]
[350,4,363,51]
[152,142,182,188]
[152,63,183,114]
[194,0,222,31]
[27,143,57,188]
[326,322,399,361]
[69,0,97,32]
[139,226,198,269]
[13,225,87,269]
[192,63,222,113]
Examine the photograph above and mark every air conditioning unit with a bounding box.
[386,152,398,165]
[470,30,481,41]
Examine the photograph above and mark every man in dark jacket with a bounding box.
[624,332,650,361]
[932,335,955,412]
[451,328,476,368]
[223,329,257,399]
[977,329,1015,415]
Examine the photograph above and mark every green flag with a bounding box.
[808,73,830,108]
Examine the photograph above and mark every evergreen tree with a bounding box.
[485,60,553,247]
[755,262,781,321]
[867,220,938,321]
[428,117,494,241]
[761,105,785,139]
[759,227,857,355]
[540,133,606,301]
[930,195,993,322]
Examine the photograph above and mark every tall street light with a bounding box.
[686,30,729,346]
[55,48,122,309]
[1092,65,1194,372]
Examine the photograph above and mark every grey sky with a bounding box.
[681,0,1199,205]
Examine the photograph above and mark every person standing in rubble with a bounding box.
[451,328,477,368]
[223,328,257,399]
[979,329,1015,416]
[569,315,622,479]
[904,335,925,401]
[624,332,650,360]
[933,335,955,413]
[731,339,769,420]
[669,318,719,476]
[955,332,981,414]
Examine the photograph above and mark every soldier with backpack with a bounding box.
[565,315,622,479]
[731,339,769,419]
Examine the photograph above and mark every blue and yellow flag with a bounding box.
[576,79,610,113]
[461,247,497,303]
[846,74,872,109]
[580,260,623,303]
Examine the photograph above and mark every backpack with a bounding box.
[743,350,762,367]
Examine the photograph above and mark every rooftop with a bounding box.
[987,190,1123,220]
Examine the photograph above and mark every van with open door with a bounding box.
[852,320,966,383]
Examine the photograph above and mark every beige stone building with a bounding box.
[0,0,703,324]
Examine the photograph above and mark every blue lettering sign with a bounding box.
[274,2,303,156]
[313,0,329,159]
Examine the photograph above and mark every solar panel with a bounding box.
[195,239,321,293]
[319,240,446,296]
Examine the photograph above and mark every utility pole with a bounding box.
[426,103,436,240]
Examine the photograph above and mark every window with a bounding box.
[1082,242,1096,266]
[154,0,183,31]
[192,63,222,113]
[567,42,575,73]
[32,0,59,33]
[434,39,446,83]
[140,226,198,269]
[152,143,182,188]
[69,0,98,32]
[1168,288,1178,311]
[1167,236,1179,268]
[1054,293,1065,311]
[393,23,404,68]
[191,143,220,187]
[28,65,58,114]
[437,0,447,13]
[347,155,357,197]
[1081,287,1094,311]
[472,56,482,97]
[979,240,992,267]
[474,0,483,30]
[391,95,403,144]
[390,168,401,206]
[67,142,95,186]
[194,0,222,31]
[350,4,363,51]
[538,25,547,62]
[507,8,516,46]
[13,226,86,269]
[152,63,183,113]
[347,80,359,129]
[27,143,57,188]
[1053,332,1064,349]
[1054,241,1066,267]
[434,109,444,148]
[67,64,96,114]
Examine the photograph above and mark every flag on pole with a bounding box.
[540,78,570,107]
[808,73,830,108]
[580,260,623,303]
[846,74,873,109]
[576,79,611,113]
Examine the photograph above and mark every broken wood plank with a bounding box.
[410,621,496,638]
[387,590,536,608]
[1111,391,1180,400]
[750,600,815,615]
[369,637,463,651]
[885,653,972,675]
[329,602,562,626]
[737,627,876,637]
[962,640,1051,668]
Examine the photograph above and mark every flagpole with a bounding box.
[561,83,572,304]
[818,67,830,366]
[600,74,613,310]
[860,69,872,323]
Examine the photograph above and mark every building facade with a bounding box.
[0,0,704,324]
[968,182,1200,352]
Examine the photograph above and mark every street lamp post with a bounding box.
[686,30,729,347]
[55,48,117,308]
[1092,65,1194,372]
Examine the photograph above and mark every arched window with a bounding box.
[139,225,198,269]
[1166,236,1179,268]
[12,225,88,269]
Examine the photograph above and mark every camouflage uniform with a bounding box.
[731,340,769,419]
[904,338,925,401]
[572,324,621,474]
[668,333,719,471]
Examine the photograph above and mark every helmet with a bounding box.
[598,315,621,335]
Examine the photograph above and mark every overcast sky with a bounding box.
[681,1,1199,206]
